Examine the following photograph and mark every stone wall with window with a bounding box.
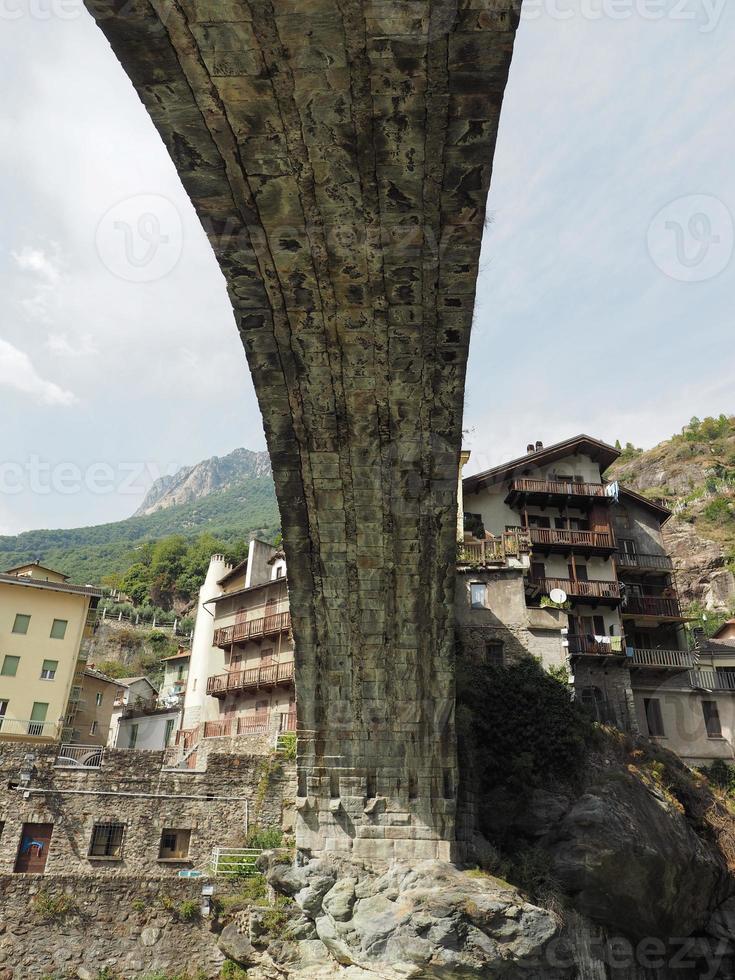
[455,568,568,671]
[0,742,295,878]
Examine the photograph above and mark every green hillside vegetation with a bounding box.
[0,476,280,599]
[610,413,735,564]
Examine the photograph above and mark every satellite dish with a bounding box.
[549,588,568,605]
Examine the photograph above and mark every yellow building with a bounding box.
[0,562,102,743]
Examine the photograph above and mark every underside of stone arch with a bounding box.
[84,0,519,864]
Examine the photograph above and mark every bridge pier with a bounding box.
[84,0,519,863]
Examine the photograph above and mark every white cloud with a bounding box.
[12,245,62,285]
[0,339,77,406]
[11,244,63,323]
[46,332,97,357]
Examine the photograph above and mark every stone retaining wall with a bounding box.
[0,875,228,978]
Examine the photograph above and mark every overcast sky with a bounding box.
[1,0,733,534]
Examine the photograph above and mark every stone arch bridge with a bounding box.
[84,0,520,865]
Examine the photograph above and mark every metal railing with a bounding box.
[616,552,674,572]
[214,611,291,648]
[206,661,295,696]
[690,669,735,691]
[531,577,621,601]
[529,527,614,550]
[508,478,608,498]
[120,694,184,719]
[55,744,104,768]
[628,648,694,669]
[211,847,262,877]
[0,718,59,739]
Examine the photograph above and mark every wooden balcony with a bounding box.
[530,576,621,605]
[567,635,626,658]
[529,527,615,556]
[458,528,531,567]
[621,595,683,620]
[206,661,295,698]
[616,552,674,574]
[628,648,694,670]
[203,714,271,738]
[506,478,612,508]
[214,610,291,648]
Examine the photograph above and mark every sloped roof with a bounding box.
[463,434,620,493]
[617,486,672,524]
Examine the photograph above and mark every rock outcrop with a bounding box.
[220,856,561,979]
[474,749,731,944]
[134,447,272,516]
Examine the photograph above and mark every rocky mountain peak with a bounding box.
[134,447,272,517]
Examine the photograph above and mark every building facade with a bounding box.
[175,541,295,758]
[0,563,102,743]
[461,435,734,767]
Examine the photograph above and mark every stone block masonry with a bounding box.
[0,876,227,978]
[0,742,295,877]
[83,0,521,864]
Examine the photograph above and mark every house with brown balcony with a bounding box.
[173,540,296,759]
[460,435,704,745]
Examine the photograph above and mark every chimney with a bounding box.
[526,443,535,454]
[535,440,543,451]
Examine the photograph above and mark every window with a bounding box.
[486,641,504,667]
[0,699,7,731]
[88,823,125,859]
[128,724,139,749]
[158,828,191,861]
[40,659,58,680]
[620,539,637,556]
[260,649,274,667]
[90,721,98,736]
[703,701,723,738]
[644,698,665,737]
[28,702,49,737]
[50,619,68,640]
[164,718,176,746]
[12,614,30,635]
[95,692,103,707]
[1,655,19,677]
[470,583,486,609]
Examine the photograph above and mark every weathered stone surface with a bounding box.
[219,922,260,967]
[477,767,728,943]
[262,856,559,978]
[82,0,520,860]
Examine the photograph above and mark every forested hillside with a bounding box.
[0,473,279,598]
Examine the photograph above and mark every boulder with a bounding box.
[270,857,558,978]
[218,922,260,968]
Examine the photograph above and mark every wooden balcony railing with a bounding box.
[531,576,621,601]
[622,595,681,618]
[508,478,608,499]
[567,635,625,656]
[616,552,673,572]
[202,714,271,738]
[458,528,531,566]
[628,648,694,669]
[206,660,295,696]
[529,528,614,550]
[214,611,291,648]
